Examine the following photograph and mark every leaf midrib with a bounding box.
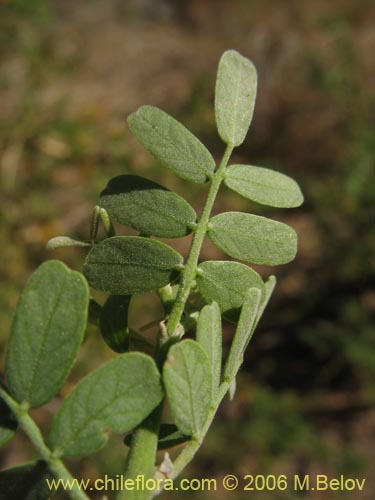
[25,272,68,403]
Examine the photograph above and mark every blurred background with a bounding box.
[0,0,374,499]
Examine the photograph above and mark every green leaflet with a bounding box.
[6,260,89,408]
[196,260,265,322]
[163,340,211,439]
[0,393,17,447]
[225,165,304,208]
[0,461,54,500]
[127,106,215,184]
[100,175,197,238]
[215,50,257,147]
[208,212,297,266]
[83,236,183,295]
[196,302,222,398]
[224,288,262,381]
[48,353,163,457]
[99,295,131,353]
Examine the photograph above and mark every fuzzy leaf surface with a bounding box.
[100,175,197,238]
[48,353,163,457]
[6,260,89,407]
[215,50,257,147]
[83,236,183,295]
[163,340,211,438]
[225,165,304,208]
[128,106,215,183]
[196,302,222,398]
[196,260,265,321]
[208,212,297,265]
[100,295,131,353]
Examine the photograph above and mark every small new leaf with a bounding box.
[163,340,211,438]
[225,165,304,208]
[6,260,89,407]
[83,236,183,295]
[100,175,197,238]
[128,106,215,183]
[100,295,131,353]
[196,302,222,399]
[215,50,257,147]
[47,236,91,249]
[196,260,265,321]
[208,212,297,265]
[48,353,163,457]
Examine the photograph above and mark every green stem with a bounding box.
[166,144,234,337]
[117,405,163,500]
[119,144,234,500]
[0,387,90,500]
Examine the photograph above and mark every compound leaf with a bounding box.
[225,165,304,208]
[215,50,257,147]
[196,302,222,398]
[196,260,265,322]
[0,461,54,500]
[128,106,215,183]
[224,288,262,381]
[48,353,163,457]
[100,175,197,238]
[6,260,89,408]
[83,236,183,295]
[99,295,131,353]
[163,340,211,438]
[208,212,297,265]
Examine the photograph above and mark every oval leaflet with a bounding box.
[100,175,197,238]
[208,212,297,266]
[83,236,183,295]
[225,164,303,208]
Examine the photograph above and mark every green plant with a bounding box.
[0,50,303,500]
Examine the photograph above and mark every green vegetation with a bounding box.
[0,49,303,499]
[0,1,373,499]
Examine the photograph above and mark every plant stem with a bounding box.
[117,405,162,500]
[166,144,234,337]
[119,144,234,500]
[0,387,90,500]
